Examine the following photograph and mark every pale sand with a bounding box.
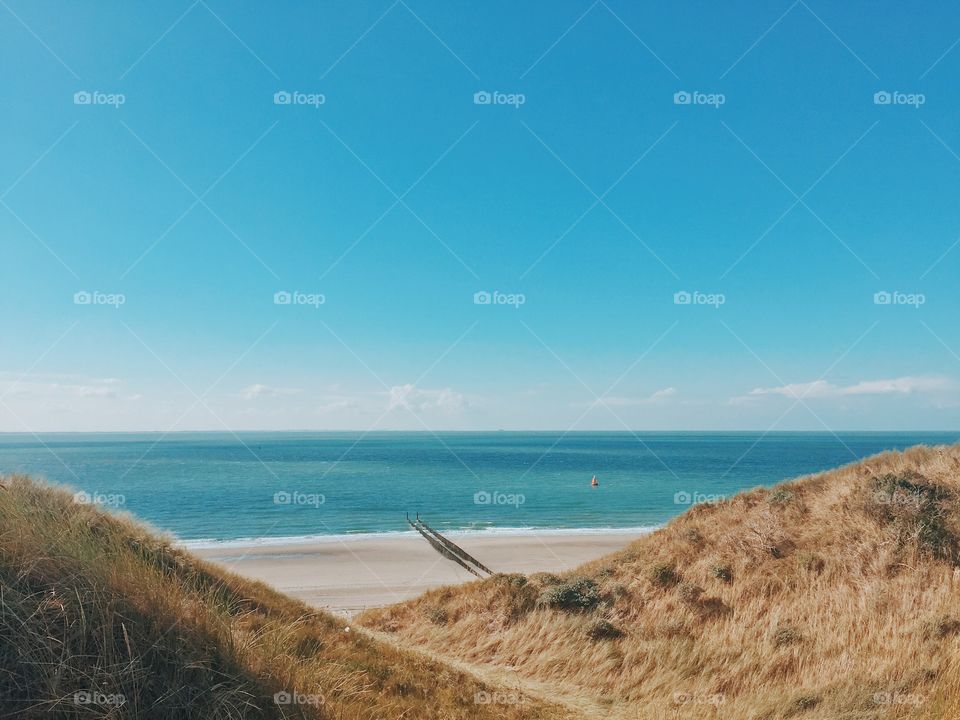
[193,532,646,616]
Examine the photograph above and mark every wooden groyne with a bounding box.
[417,517,494,575]
[407,514,492,577]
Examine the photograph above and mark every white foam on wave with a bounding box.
[178,525,660,550]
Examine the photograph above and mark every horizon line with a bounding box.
[1,428,958,435]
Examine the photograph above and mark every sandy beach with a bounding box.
[193,531,646,616]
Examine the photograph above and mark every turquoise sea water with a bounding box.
[0,432,955,545]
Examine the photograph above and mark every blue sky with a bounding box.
[2,0,960,431]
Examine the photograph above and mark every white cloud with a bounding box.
[742,375,956,401]
[316,398,359,413]
[581,387,677,407]
[239,384,301,400]
[387,384,466,413]
[0,373,122,400]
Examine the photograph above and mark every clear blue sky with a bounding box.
[2,0,960,431]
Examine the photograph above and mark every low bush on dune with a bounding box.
[772,624,803,647]
[767,487,795,504]
[675,581,704,604]
[425,606,449,625]
[860,470,959,561]
[647,562,679,587]
[583,618,623,641]
[538,577,600,611]
[922,614,960,640]
[709,563,733,582]
[786,694,821,716]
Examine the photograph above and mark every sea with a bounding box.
[0,431,955,547]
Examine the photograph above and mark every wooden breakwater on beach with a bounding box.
[407,514,493,577]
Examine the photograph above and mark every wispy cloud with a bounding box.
[0,373,123,400]
[577,387,677,408]
[239,384,302,400]
[736,375,956,402]
[316,398,359,413]
[387,384,466,413]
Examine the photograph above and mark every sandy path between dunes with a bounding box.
[193,532,645,616]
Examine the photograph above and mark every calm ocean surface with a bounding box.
[0,432,955,545]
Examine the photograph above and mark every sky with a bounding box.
[2,0,960,432]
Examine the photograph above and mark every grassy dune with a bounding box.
[0,474,572,720]
[359,444,960,719]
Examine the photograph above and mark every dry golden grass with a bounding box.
[359,444,960,720]
[0,474,574,720]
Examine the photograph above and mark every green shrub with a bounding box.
[648,563,679,587]
[768,488,794,504]
[425,606,448,625]
[923,614,960,639]
[786,694,820,716]
[539,577,600,611]
[584,618,623,640]
[676,582,704,603]
[796,552,825,573]
[773,624,802,647]
[710,563,733,582]
[865,472,957,561]
[490,573,528,591]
